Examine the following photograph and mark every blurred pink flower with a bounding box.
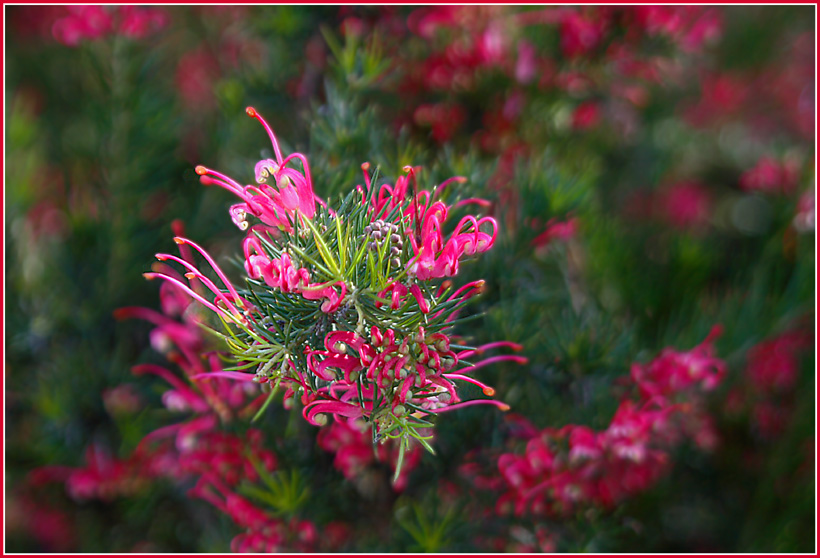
[175,47,221,110]
[317,418,424,492]
[631,325,725,400]
[655,181,713,230]
[793,188,815,232]
[515,40,537,84]
[746,332,809,394]
[51,6,167,46]
[571,101,601,130]
[739,156,799,195]
[560,12,603,58]
[497,328,726,517]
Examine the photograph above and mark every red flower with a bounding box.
[571,101,602,130]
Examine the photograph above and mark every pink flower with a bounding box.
[317,418,424,492]
[746,332,809,394]
[740,157,800,195]
[51,6,167,46]
[515,40,538,84]
[631,326,726,400]
[655,181,712,230]
[176,47,221,111]
[52,6,112,46]
[196,107,317,233]
[571,101,601,130]
[496,327,726,517]
[793,188,815,232]
[560,12,602,58]
[117,6,168,39]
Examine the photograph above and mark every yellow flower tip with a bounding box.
[142,272,156,280]
[402,165,414,173]
[498,403,511,412]
[483,387,496,396]
[173,237,185,245]
[195,165,208,176]
[361,162,371,171]
[245,106,257,117]
[184,272,196,279]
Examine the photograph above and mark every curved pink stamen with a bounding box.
[246,106,284,164]
[195,166,244,196]
[457,341,524,359]
[446,280,486,303]
[426,398,510,414]
[441,373,497,396]
[477,216,498,247]
[143,272,224,318]
[173,237,244,309]
[156,253,243,320]
[434,175,467,198]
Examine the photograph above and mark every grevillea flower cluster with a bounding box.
[495,328,726,517]
[148,107,526,477]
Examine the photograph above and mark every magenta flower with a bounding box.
[51,5,167,46]
[631,325,725,400]
[144,107,526,485]
[740,156,800,195]
[655,181,713,230]
[495,328,727,517]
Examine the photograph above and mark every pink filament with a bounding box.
[427,398,510,414]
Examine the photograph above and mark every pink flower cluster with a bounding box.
[52,6,168,46]
[388,6,724,146]
[681,31,814,142]
[191,475,318,553]
[317,418,423,492]
[739,156,800,195]
[726,330,811,441]
[630,327,726,400]
[172,108,525,436]
[194,108,353,313]
[29,444,156,502]
[301,329,524,429]
[496,328,726,516]
[196,108,318,232]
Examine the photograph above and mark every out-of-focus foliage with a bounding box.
[5,5,815,553]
